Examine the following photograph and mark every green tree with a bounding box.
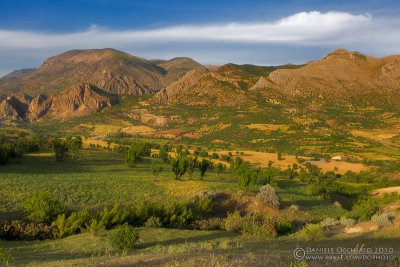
[0,143,10,165]
[237,164,258,190]
[216,162,225,179]
[159,144,170,162]
[127,142,151,168]
[187,156,198,179]
[151,158,164,180]
[66,136,83,159]
[199,159,210,180]
[53,139,68,161]
[171,156,189,180]
[22,192,64,223]
[230,156,244,176]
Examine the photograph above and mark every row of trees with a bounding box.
[0,135,50,165]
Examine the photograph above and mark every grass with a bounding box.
[1,227,400,266]
[0,149,239,214]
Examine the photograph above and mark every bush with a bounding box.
[349,196,379,221]
[85,219,105,236]
[52,209,91,238]
[223,211,278,238]
[300,224,326,241]
[288,205,300,212]
[109,224,139,252]
[371,213,394,228]
[339,217,356,227]
[223,211,243,233]
[194,218,223,230]
[276,219,293,235]
[22,193,64,223]
[193,192,214,213]
[320,217,339,227]
[144,217,162,228]
[0,220,55,240]
[256,184,280,209]
[0,245,13,266]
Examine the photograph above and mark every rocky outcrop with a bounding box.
[0,82,118,121]
[46,82,118,120]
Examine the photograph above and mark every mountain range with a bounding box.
[1,48,399,122]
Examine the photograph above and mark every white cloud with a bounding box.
[0,10,399,76]
[0,11,374,48]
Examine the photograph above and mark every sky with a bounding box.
[0,0,400,77]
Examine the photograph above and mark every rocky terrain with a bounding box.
[1,48,400,122]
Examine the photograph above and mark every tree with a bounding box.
[66,136,83,159]
[187,156,198,179]
[151,159,163,180]
[216,162,225,179]
[0,144,10,165]
[199,159,210,180]
[230,156,244,176]
[171,156,189,180]
[53,139,68,161]
[237,164,258,190]
[159,144,170,162]
[127,142,150,168]
[176,145,183,155]
[22,192,64,223]
[287,165,296,180]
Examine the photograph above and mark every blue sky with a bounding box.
[0,0,400,76]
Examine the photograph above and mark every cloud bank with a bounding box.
[0,11,399,76]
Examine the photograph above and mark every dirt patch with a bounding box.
[121,125,156,134]
[373,186,400,197]
[309,160,369,174]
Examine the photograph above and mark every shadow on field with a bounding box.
[135,231,236,249]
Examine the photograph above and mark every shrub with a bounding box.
[276,219,293,235]
[0,220,55,240]
[256,184,280,209]
[288,205,300,212]
[85,219,105,236]
[240,214,277,238]
[109,224,139,252]
[300,224,327,241]
[339,217,356,227]
[371,213,394,228]
[51,209,91,238]
[223,212,278,238]
[349,196,379,221]
[333,201,342,209]
[144,217,162,228]
[320,218,339,227]
[223,211,244,232]
[194,218,223,230]
[22,193,64,223]
[0,245,13,266]
[193,192,214,213]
